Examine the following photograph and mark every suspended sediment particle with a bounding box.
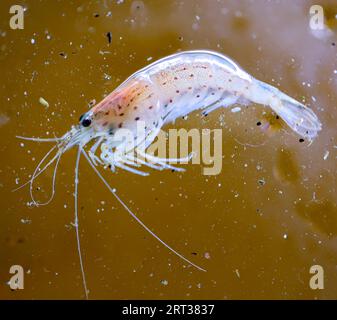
[106,32,112,44]
[39,97,49,108]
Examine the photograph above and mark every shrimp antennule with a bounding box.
[16,135,63,142]
[14,127,86,204]
[12,144,59,192]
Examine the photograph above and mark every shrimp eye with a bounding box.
[81,118,92,127]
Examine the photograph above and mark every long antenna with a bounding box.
[74,147,89,299]
[81,148,206,272]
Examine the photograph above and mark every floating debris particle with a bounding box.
[283,234,288,239]
[131,0,145,13]
[106,32,112,44]
[323,150,329,160]
[20,218,32,224]
[99,50,111,55]
[258,179,266,186]
[160,279,168,286]
[104,73,111,80]
[39,97,49,108]
[235,269,240,278]
[204,252,211,259]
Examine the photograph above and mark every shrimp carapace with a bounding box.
[84,50,321,148]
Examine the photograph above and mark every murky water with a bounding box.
[0,0,336,299]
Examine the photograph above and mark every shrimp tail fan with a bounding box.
[256,80,322,140]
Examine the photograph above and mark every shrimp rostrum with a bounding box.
[16,50,322,298]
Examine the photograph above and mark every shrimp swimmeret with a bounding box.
[16,50,322,298]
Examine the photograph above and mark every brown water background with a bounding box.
[0,0,336,299]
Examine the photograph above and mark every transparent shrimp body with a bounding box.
[16,50,322,299]
[84,50,321,173]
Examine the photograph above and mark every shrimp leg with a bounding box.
[125,154,165,171]
[114,161,149,176]
[89,136,104,166]
[137,150,186,172]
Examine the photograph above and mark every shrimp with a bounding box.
[15,50,322,299]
